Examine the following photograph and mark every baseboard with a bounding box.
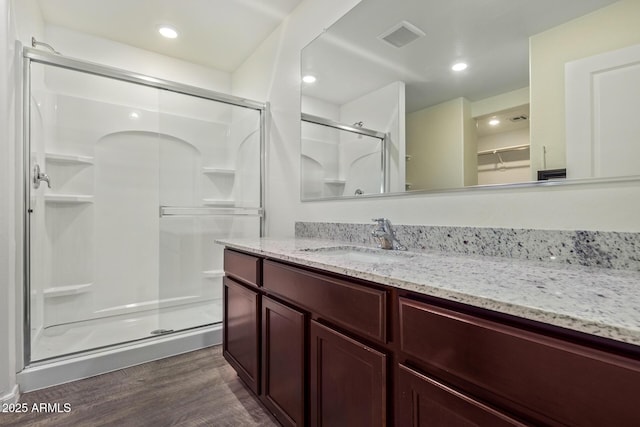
[0,384,20,405]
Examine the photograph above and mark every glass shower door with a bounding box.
[26,51,264,364]
[155,90,263,334]
[27,62,165,361]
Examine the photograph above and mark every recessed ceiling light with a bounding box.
[158,25,178,39]
[489,119,500,126]
[302,75,317,83]
[452,62,468,71]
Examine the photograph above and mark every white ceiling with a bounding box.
[37,0,303,72]
[301,0,619,113]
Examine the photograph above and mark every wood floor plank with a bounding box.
[1,346,279,427]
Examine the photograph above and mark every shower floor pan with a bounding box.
[19,300,222,391]
[32,299,222,361]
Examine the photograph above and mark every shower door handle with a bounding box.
[33,163,51,189]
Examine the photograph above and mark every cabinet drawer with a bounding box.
[224,249,261,287]
[399,297,640,426]
[397,364,525,427]
[264,260,388,343]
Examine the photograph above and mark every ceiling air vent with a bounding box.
[378,21,425,48]
[509,115,529,122]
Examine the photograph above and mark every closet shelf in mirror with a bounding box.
[45,153,94,164]
[202,199,235,207]
[43,283,93,298]
[202,167,235,175]
[44,194,94,204]
[477,144,530,156]
[478,163,530,172]
[202,270,224,279]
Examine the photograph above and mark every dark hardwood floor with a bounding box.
[1,346,279,427]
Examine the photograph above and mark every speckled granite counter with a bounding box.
[217,237,640,347]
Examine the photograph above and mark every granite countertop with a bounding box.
[216,237,640,347]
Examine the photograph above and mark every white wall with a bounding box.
[530,0,640,176]
[232,0,640,236]
[471,87,529,118]
[43,25,231,93]
[407,98,466,190]
[1,0,18,405]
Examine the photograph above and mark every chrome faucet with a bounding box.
[371,218,406,250]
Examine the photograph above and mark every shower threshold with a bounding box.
[18,323,222,392]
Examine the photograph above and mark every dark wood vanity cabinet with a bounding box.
[263,259,391,427]
[224,249,391,426]
[223,248,640,427]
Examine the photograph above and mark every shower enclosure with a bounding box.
[23,48,265,364]
[300,113,388,199]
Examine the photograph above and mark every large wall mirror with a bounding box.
[300,0,640,200]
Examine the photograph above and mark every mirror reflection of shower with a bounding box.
[301,114,387,199]
[301,80,406,200]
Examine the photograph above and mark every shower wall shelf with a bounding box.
[202,167,235,175]
[45,153,94,164]
[324,179,346,185]
[202,270,224,279]
[43,283,93,298]
[44,194,94,204]
[202,199,235,207]
[478,162,530,172]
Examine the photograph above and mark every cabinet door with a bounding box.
[310,320,387,427]
[223,277,260,394]
[262,297,306,427]
[397,364,526,427]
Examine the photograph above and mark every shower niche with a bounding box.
[27,61,263,361]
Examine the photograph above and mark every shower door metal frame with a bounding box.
[22,47,267,366]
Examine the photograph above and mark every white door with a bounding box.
[565,43,640,179]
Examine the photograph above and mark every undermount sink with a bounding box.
[300,245,417,264]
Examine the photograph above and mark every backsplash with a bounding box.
[295,222,640,271]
